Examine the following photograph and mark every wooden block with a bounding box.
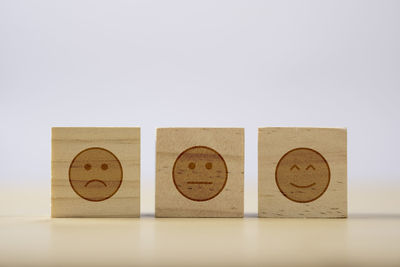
[51,127,140,217]
[258,127,347,218]
[156,128,244,217]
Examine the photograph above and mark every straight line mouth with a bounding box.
[85,179,107,187]
[187,181,213,185]
[290,182,316,188]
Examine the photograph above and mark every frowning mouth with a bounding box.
[85,179,107,187]
[187,181,213,185]
[290,182,316,188]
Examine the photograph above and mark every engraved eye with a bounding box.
[306,164,315,170]
[205,162,212,169]
[84,164,91,171]
[101,163,108,170]
[290,164,300,171]
[188,162,195,169]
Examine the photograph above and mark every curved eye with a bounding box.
[101,163,109,170]
[290,164,300,171]
[84,164,91,171]
[306,164,315,170]
[205,162,212,169]
[188,162,195,169]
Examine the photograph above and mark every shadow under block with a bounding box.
[51,127,140,217]
[258,127,347,218]
[156,128,244,217]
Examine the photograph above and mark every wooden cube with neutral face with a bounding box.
[258,127,347,218]
[52,127,140,217]
[156,128,244,217]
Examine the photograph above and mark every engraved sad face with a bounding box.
[172,146,228,201]
[69,147,123,202]
[275,148,330,203]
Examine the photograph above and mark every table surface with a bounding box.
[0,181,399,267]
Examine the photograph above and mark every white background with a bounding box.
[0,0,399,205]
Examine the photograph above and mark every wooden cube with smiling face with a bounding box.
[155,128,244,217]
[258,127,347,218]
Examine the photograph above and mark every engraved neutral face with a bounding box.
[172,146,228,201]
[69,147,123,202]
[275,148,330,203]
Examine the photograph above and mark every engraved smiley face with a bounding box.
[172,146,228,201]
[69,147,123,202]
[275,148,330,203]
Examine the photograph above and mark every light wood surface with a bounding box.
[52,127,141,217]
[259,127,347,218]
[156,128,244,217]
[0,181,399,266]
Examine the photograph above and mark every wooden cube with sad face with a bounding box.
[258,127,347,218]
[156,128,244,217]
[51,127,140,217]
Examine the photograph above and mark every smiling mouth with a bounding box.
[85,179,107,187]
[187,181,213,185]
[290,182,316,188]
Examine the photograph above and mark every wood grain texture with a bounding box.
[156,128,244,217]
[258,127,347,218]
[51,127,140,217]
